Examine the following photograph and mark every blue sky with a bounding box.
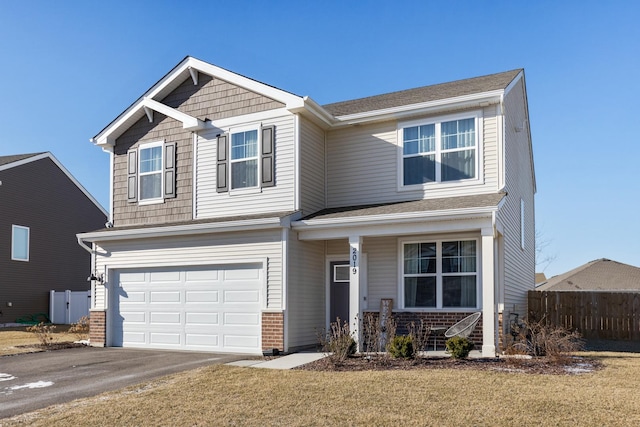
[0,1,638,278]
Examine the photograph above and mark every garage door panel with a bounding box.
[224,290,260,303]
[113,265,262,354]
[186,312,218,325]
[186,291,218,303]
[223,312,259,326]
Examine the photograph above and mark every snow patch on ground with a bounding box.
[10,381,54,390]
[0,373,16,382]
[564,363,596,374]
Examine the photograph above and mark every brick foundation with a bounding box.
[89,311,106,347]
[363,311,484,350]
[261,312,284,351]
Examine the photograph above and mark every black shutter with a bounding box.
[261,125,275,187]
[164,142,176,198]
[216,133,229,193]
[127,149,137,202]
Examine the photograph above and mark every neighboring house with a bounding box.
[78,56,535,357]
[535,272,547,286]
[0,152,107,322]
[536,259,640,291]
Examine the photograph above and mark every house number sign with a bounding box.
[351,247,358,274]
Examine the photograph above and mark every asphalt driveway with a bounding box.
[0,347,248,419]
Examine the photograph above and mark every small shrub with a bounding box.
[69,316,90,340]
[27,322,57,347]
[511,316,584,363]
[445,336,474,359]
[387,335,414,359]
[407,319,431,353]
[317,318,356,365]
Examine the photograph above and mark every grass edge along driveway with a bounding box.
[3,352,640,426]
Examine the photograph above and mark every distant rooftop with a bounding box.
[0,153,44,167]
[536,258,640,291]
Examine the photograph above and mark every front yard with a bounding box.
[2,350,639,426]
[0,325,81,356]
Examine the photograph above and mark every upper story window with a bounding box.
[216,125,275,193]
[401,113,478,187]
[230,130,259,189]
[139,143,163,201]
[12,225,29,261]
[127,141,176,204]
[402,239,478,309]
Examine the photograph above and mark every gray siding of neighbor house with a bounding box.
[498,77,535,318]
[0,158,106,321]
[113,73,285,227]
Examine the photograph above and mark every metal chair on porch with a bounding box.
[444,312,482,339]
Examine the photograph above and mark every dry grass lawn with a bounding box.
[2,352,639,426]
[0,326,80,356]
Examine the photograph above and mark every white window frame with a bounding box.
[11,225,30,262]
[398,237,480,310]
[398,111,482,191]
[229,125,261,193]
[138,140,164,204]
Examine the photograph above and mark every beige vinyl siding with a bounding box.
[195,114,296,218]
[299,116,326,216]
[326,108,500,208]
[326,239,348,256]
[499,77,535,316]
[286,235,325,349]
[92,229,283,310]
[363,236,397,311]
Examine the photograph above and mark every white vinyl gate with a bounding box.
[49,290,91,324]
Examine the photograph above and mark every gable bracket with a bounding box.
[189,67,198,85]
[142,97,206,131]
[143,106,154,123]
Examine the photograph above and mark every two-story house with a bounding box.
[78,56,535,357]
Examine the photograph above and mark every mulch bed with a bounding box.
[15,342,88,352]
[297,354,603,375]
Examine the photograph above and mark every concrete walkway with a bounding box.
[226,352,327,370]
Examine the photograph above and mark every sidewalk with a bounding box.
[226,352,327,370]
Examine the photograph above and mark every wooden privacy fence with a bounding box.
[528,291,640,341]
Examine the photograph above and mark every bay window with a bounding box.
[402,239,478,309]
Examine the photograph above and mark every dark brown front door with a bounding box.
[329,261,350,327]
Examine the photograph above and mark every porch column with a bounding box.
[481,229,496,357]
[349,235,362,349]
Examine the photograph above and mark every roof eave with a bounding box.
[329,90,504,127]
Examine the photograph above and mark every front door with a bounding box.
[329,261,350,327]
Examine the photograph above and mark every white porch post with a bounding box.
[349,235,362,349]
[481,229,496,357]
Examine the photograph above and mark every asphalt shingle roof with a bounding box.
[536,259,640,291]
[301,193,506,221]
[0,153,44,167]
[322,69,522,117]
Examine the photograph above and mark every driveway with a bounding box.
[0,347,247,419]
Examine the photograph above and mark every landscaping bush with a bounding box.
[27,322,57,347]
[445,336,474,359]
[387,335,414,359]
[361,312,397,356]
[511,316,584,363]
[406,319,431,353]
[317,318,356,365]
[69,316,90,341]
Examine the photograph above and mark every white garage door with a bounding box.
[111,264,262,354]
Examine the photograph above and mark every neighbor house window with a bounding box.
[402,115,477,186]
[230,129,258,189]
[12,225,29,261]
[402,239,477,308]
[138,142,163,201]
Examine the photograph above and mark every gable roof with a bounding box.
[323,69,523,117]
[0,152,107,216]
[536,259,640,291]
[0,152,44,167]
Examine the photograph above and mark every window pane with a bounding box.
[443,241,476,273]
[418,125,435,152]
[334,265,350,282]
[404,155,435,185]
[405,277,436,308]
[140,173,162,199]
[443,276,477,307]
[404,125,435,155]
[231,130,258,160]
[441,118,475,150]
[139,146,162,173]
[12,226,29,260]
[441,149,475,181]
[231,159,258,189]
[404,243,419,259]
